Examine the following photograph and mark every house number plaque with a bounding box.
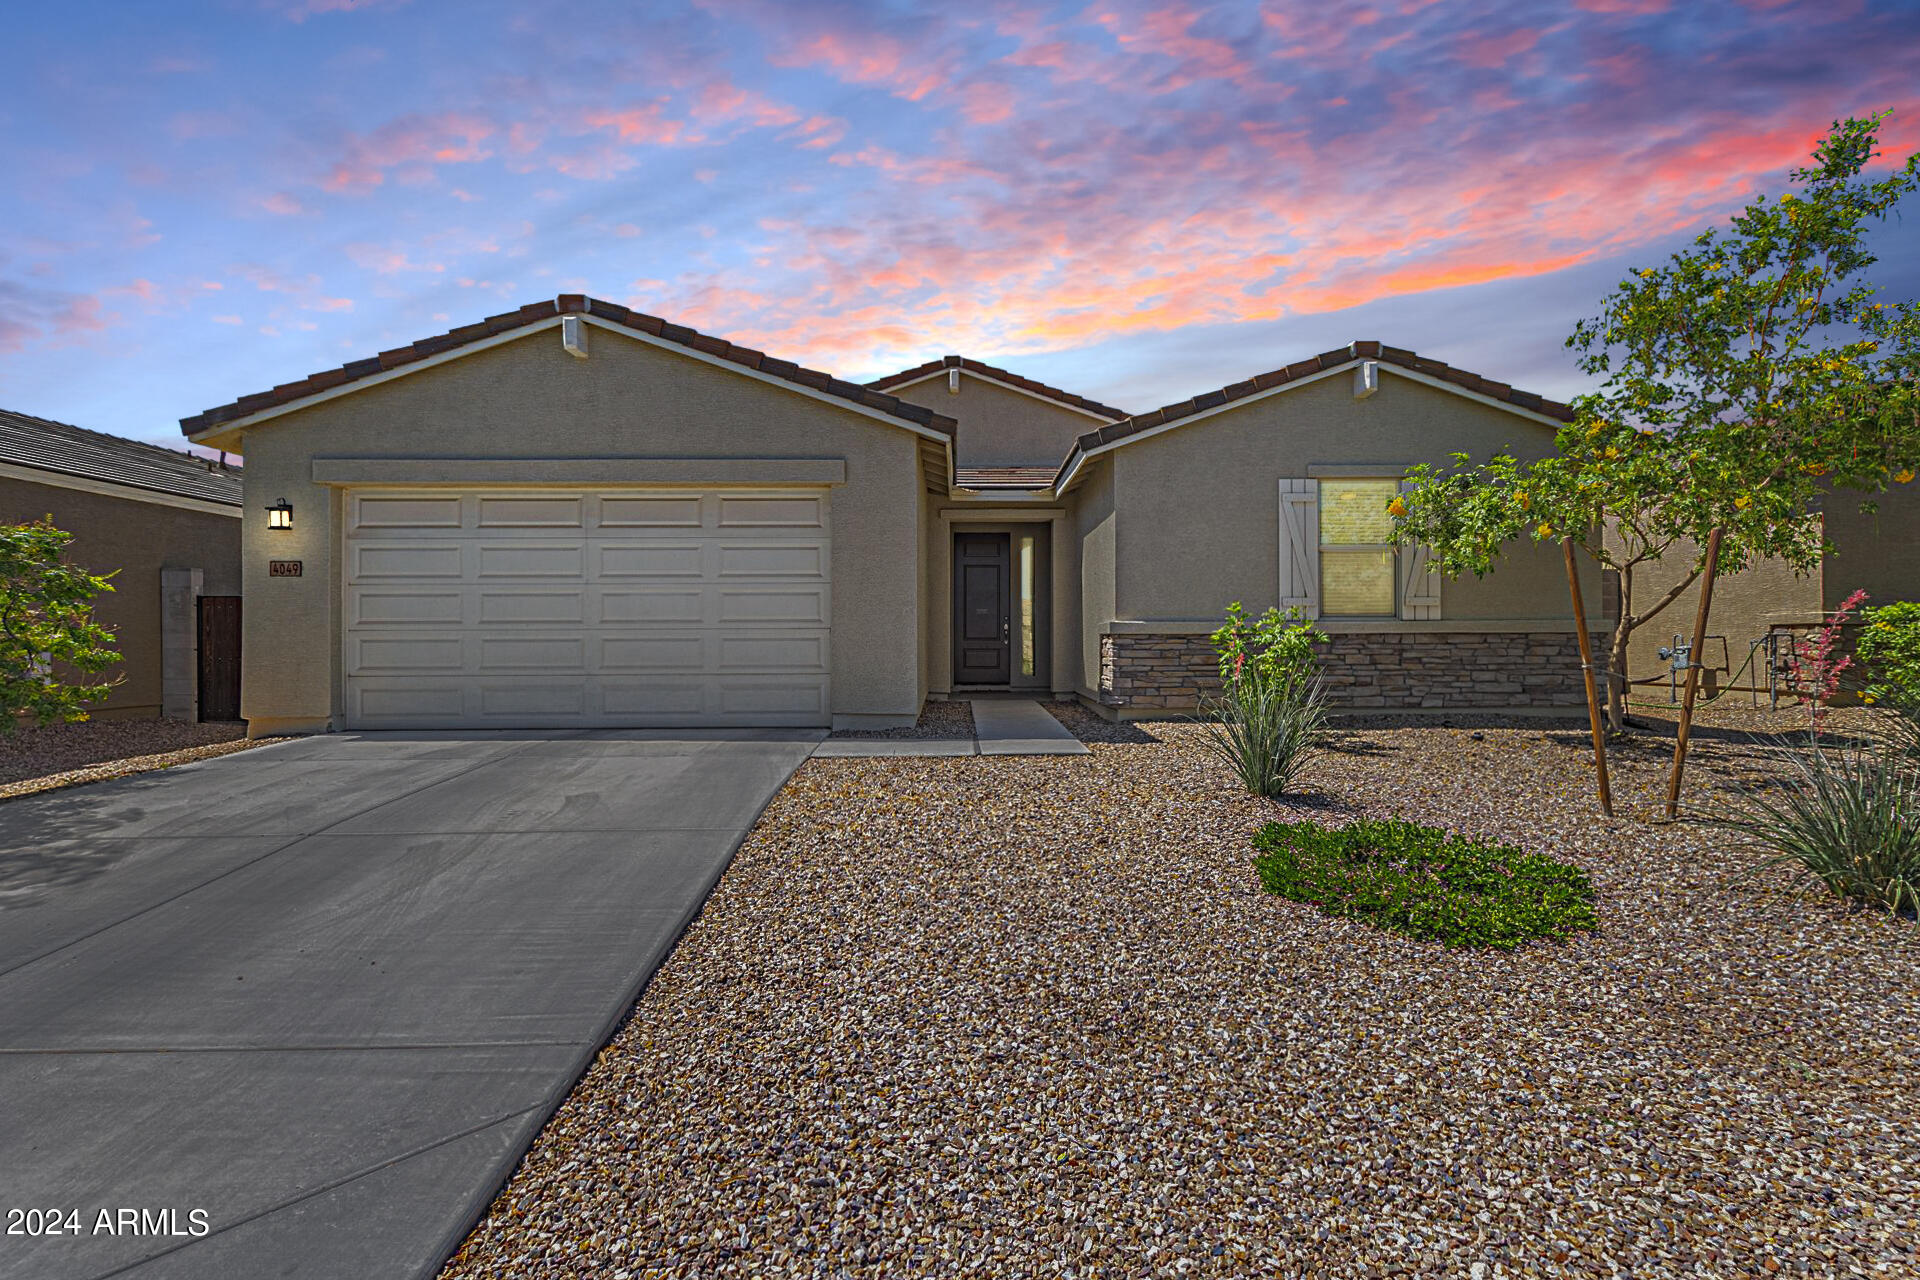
[269,560,303,577]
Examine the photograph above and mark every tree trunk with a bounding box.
[1606,611,1634,733]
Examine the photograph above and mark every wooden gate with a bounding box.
[198,596,242,721]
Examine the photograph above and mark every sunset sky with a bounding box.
[4,0,1919,450]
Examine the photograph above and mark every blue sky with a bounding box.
[3,0,1918,450]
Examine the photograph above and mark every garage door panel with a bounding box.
[718,634,828,672]
[718,543,825,577]
[352,589,465,626]
[601,544,703,577]
[354,544,463,579]
[478,636,586,672]
[477,682,586,717]
[354,683,467,720]
[718,678,830,717]
[718,495,824,527]
[477,543,584,578]
[716,585,829,626]
[599,496,703,527]
[599,589,704,624]
[479,590,586,625]
[345,487,830,728]
[600,635,706,672]
[352,495,463,528]
[477,496,583,527]
[352,635,465,673]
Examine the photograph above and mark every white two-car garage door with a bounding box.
[343,489,831,728]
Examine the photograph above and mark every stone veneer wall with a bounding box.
[1099,631,1600,710]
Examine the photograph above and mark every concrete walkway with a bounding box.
[813,699,1089,758]
[0,728,819,1280]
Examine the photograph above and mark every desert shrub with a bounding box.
[1857,600,1920,708]
[1251,817,1598,948]
[1718,736,1920,915]
[1198,671,1329,798]
[1199,603,1329,797]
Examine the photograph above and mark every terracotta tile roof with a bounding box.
[1070,341,1575,455]
[954,465,1058,489]
[1,407,242,506]
[179,296,958,439]
[868,355,1129,421]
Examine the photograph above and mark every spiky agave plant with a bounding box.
[1719,734,1920,915]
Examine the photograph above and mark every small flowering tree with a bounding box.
[1781,588,1868,733]
[1,520,121,730]
[1396,114,1920,747]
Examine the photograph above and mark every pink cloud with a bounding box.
[320,111,495,192]
[258,192,306,216]
[1455,28,1542,69]
[282,0,408,21]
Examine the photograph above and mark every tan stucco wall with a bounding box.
[0,477,241,718]
[1823,485,1920,611]
[1106,370,1596,626]
[229,326,926,732]
[891,372,1108,468]
[1071,461,1116,697]
[1620,484,1920,693]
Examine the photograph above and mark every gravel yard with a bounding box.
[828,699,975,740]
[0,718,273,801]
[444,705,1917,1279]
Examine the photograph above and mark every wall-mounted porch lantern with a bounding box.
[266,500,294,530]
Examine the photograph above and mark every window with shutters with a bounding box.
[1318,478,1398,616]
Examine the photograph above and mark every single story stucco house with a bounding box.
[179,295,1606,736]
[2,408,243,721]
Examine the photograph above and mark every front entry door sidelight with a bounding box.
[954,533,1011,684]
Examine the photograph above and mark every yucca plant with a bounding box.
[1196,669,1329,799]
[1718,734,1920,915]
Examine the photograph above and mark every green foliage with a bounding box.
[1198,602,1330,797]
[1717,736,1920,916]
[1197,670,1328,799]
[1856,600,1920,707]
[0,520,121,731]
[1394,114,1920,730]
[1251,818,1599,949]
[1210,601,1325,692]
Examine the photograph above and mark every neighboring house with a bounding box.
[1618,491,1920,702]
[0,409,243,720]
[177,296,1607,735]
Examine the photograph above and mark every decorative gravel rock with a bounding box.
[443,707,1917,1279]
[0,719,279,800]
[829,698,976,740]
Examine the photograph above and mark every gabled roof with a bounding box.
[869,355,1129,422]
[1071,340,1574,455]
[1,408,242,506]
[179,295,959,441]
[1075,343,1566,458]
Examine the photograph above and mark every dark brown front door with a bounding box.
[954,533,1011,685]
[198,596,242,721]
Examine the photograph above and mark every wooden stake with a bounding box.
[1563,538,1613,818]
[1664,525,1725,819]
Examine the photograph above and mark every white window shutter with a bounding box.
[1278,478,1320,618]
[1398,479,1441,620]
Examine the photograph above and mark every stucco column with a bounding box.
[159,566,204,721]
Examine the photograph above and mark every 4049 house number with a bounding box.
[8,1207,210,1238]
[268,559,303,577]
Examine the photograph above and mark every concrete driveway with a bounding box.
[0,729,820,1280]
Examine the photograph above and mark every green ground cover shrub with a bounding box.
[1251,817,1599,948]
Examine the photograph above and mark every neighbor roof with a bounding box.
[1072,340,1575,455]
[1,408,242,506]
[179,296,959,440]
[869,355,1130,421]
